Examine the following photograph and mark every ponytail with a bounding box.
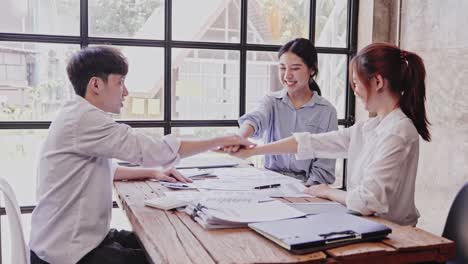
[350,43,431,141]
[400,51,431,141]
[309,76,322,96]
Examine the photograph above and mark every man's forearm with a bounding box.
[177,139,217,158]
[114,166,155,181]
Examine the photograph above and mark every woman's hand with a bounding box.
[152,167,192,183]
[305,184,347,205]
[304,184,332,199]
[228,147,256,159]
[221,134,256,150]
[216,134,256,153]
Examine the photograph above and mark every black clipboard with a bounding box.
[248,212,391,254]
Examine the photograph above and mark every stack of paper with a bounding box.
[185,199,306,229]
[144,196,188,210]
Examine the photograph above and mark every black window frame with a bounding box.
[0,0,358,212]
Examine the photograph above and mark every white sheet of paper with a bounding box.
[164,190,273,203]
[200,200,306,223]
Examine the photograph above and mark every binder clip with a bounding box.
[190,203,207,221]
[319,230,362,244]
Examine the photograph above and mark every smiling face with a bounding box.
[278,51,313,94]
[97,74,128,114]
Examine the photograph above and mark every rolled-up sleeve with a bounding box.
[74,111,181,168]
[294,127,351,161]
[238,96,273,139]
[346,135,408,215]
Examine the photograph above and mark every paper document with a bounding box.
[164,190,273,203]
[175,155,241,169]
[144,196,188,210]
[287,202,348,215]
[266,182,313,198]
[185,199,306,229]
[177,168,214,178]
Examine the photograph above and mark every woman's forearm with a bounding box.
[251,136,298,155]
[325,188,347,205]
[238,123,255,138]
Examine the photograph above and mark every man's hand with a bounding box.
[217,134,256,152]
[152,167,192,183]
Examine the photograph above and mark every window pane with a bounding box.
[0,42,79,121]
[172,126,237,139]
[247,0,310,45]
[88,0,164,39]
[245,51,280,113]
[134,127,164,138]
[315,0,348,48]
[0,0,79,35]
[172,49,239,120]
[0,130,47,205]
[317,53,347,119]
[94,46,165,120]
[172,0,241,43]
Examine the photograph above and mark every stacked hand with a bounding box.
[217,135,257,159]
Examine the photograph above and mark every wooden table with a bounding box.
[114,180,455,264]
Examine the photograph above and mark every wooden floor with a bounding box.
[114,180,455,264]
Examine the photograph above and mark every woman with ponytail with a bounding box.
[230,42,430,226]
[228,38,338,185]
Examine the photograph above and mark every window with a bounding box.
[0,0,358,247]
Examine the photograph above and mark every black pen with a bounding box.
[254,183,281,190]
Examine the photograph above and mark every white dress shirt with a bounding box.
[294,108,420,226]
[29,96,181,264]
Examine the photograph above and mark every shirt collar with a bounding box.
[74,95,113,116]
[271,89,326,108]
[364,107,407,135]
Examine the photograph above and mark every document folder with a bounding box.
[248,212,391,254]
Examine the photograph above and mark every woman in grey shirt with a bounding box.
[233,38,338,185]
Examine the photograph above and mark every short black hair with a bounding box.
[66,46,128,97]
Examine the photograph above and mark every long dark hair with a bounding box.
[278,38,321,96]
[350,42,431,141]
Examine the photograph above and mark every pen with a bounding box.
[254,183,281,190]
[161,182,190,188]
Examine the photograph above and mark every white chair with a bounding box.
[0,177,29,264]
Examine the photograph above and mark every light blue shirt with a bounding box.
[239,90,338,185]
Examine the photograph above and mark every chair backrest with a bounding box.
[442,182,468,264]
[0,177,29,264]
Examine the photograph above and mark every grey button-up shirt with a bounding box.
[30,96,181,264]
[239,90,338,185]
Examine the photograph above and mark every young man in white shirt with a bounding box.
[29,46,254,264]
